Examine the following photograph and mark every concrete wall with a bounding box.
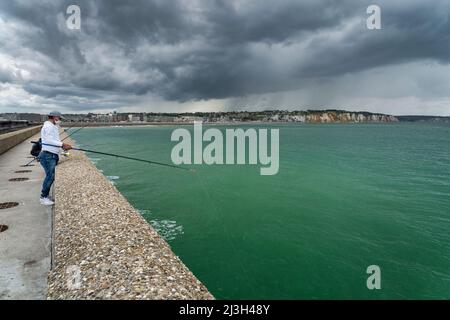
[0,126,41,155]
[48,139,213,299]
[0,119,33,134]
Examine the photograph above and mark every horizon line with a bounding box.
[2,110,450,118]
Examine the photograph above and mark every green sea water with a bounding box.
[74,123,450,299]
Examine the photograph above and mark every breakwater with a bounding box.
[48,138,213,299]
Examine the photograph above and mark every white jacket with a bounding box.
[41,121,62,155]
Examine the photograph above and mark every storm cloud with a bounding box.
[1,0,450,115]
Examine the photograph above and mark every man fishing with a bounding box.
[39,111,72,206]
[32,115,188,206]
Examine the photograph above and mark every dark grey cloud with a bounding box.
[1,0,450,114]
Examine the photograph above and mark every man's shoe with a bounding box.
[40,197,54,206]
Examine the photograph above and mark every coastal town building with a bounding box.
[0,110,404,125]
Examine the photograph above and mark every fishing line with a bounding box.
[31,141,192,172]
[193,169,252,285]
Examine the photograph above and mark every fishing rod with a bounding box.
[24,123,89,167]
[62,123,89,141]
[23,153,41,167]
[58,121,83,136]
[31,141,192,172]
[60,122,78,134]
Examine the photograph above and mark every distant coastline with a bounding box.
[396,115,450,122]
[58,121,399,128]
[2,110,450,127]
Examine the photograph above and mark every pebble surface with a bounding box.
[47,140,213,300]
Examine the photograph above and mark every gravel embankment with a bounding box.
[47,140,213,299]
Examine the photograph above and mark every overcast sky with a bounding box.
[1,0,450,115]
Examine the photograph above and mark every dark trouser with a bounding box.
[39,151,59,198]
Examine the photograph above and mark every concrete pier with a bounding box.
[0,131,212,300]
[0,133,52,299]
[48,138,213,299]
